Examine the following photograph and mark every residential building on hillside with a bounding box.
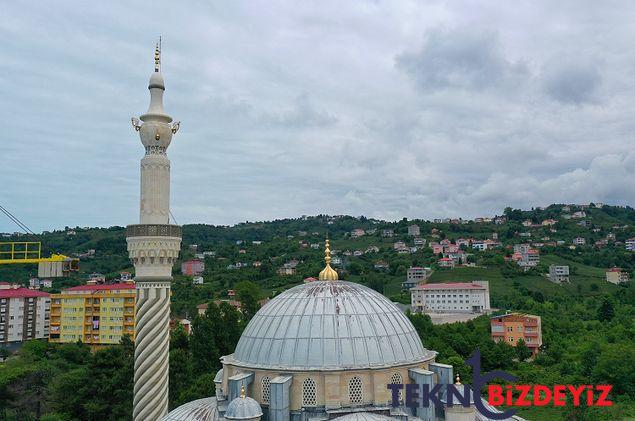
[626,238,635,251]
[350,229,365,238]
[277,266,296,276]
[87,273,106,284]
[410,281,490,313]
[181,260,205,276]
[542,219,558,226]
[374,260,389,270]
[192,276,204,285]
[50,283,135,345]
[413,237,426,246]
[548,265,570,284]
[381,229,394,237]
[491,313,542,356]
[408,224,420,237]
[513,244,531,254]
[572,237,586,246]
[402,266,431,290]
[572,211,586,219]
[512,248,540,268]
[437,257,455,268]
[0,284,50,344]
[393,241,407,251]
[606,268,630,284]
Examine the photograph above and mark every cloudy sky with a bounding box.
[1,1,634,232]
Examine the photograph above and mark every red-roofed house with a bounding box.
[410,281,490,313]
[0,285,50,344]
[437,257,455,268]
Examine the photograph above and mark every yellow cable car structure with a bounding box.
[0,241,79,276]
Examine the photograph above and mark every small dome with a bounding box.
[162,397,219,421]
[225,393,263,420]
[231,280,434,370]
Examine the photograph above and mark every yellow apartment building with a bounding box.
[50,283,135,346]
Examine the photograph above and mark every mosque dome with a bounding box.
[230,278,434,370]
[162,397,220,421]
[225,387,263,420]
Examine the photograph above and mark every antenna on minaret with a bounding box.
[154,37,161,72]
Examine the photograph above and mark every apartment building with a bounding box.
[548,265,570,284]
[401,266,431,290]
[410,281,490,313]
[50,283,135,346]
[606,268,630,285]
[0,283,50,344]
[491,313,542,356]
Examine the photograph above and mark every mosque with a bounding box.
[163,242,518,421]
[128,43,520,421]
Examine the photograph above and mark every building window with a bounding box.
[261,376,271,405]
[389,372,403,403]
[302,378,317,407]
[349,376,363,405]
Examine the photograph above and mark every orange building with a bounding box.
[490,312,542,355]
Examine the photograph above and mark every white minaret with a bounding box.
[126,41,182,421]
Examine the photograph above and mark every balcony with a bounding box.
[126,224,181,238]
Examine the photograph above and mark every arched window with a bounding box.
[349,376,363,405]
[302,378,317,407]
[389,372,403,403]
[261,376,271,404]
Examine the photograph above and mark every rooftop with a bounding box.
[63,283,135,292]
[0,287,49,298]
[412,282,485,290]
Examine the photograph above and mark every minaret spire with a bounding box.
[127,40,181,421]
[154,37,161,72]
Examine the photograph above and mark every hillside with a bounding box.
[1,203,633,316]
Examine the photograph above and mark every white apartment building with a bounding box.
[410,281,490,313]
[0,283,50,344]
[572,237,586,246]
[548,265,570,283]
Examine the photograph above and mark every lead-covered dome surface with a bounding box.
[230,281,434,370]
[162,397,219,421]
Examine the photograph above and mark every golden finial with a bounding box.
[319,238,338,281]
[240,385,246,399]
[154,37,161,72]
[455,374,461,385]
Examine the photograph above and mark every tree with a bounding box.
[235,281,261,322]
[190,313,220,377]
[515,339,532,362]
[597,298,615,322]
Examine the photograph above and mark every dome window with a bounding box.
[302,378,317,407]
[261,376,271,405]
[389,372,403,403]
[349,376,363,405]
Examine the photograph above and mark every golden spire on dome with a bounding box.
[240,384,246,399]
[319,239,338,281]
[154,37,161,72]
[454,374,461,385]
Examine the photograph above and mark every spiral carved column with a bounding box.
[133,280,171,421]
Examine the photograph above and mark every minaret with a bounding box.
[126,41,182,421]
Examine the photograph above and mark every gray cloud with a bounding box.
[541,58,602,104]
[395,28,528,92]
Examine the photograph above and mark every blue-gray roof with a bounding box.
[162,397,219,421]
[230,281,435,370]
[225,395,263,420]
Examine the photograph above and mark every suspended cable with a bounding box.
[0,204,35,234]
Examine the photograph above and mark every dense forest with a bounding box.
[1,203,634,420]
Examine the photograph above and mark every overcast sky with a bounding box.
[1,1,634,232]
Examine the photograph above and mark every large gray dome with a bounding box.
[229,281,434,370]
